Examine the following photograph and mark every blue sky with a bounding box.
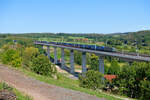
[0,0,150,33]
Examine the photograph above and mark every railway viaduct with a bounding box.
[35,41,150,75]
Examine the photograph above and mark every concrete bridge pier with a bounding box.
[99,56,104,74]
[47,46,50,59]
[61,48,65,68]
[70,50,75,74]
[99,56,105,81]
[82,52,87,76]
[54,47,57,64]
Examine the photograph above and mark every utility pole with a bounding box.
[135,39,139,56]
[105,39,107,46]
[61,36,64,42]
[136,43,139,56]
[122,42,124,54]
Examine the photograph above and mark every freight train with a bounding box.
[37,41,116,52]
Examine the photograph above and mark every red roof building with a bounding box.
[104,75,117,82]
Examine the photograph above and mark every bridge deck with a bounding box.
[35,42,150,62]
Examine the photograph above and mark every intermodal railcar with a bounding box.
[38,41,116,52]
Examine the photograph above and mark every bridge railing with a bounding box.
[34,41,150,58]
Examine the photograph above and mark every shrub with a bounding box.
[74,51,82,65]
[22,47,39,68]
[140,80,150,100]
[113,62,150,99]
[11,51,22,67]
[107,59,120,75]
[2,49,16,64]
[89,54,99,71]
[31,54,57,77]
[2,49,22,67]
[79,70,103,90]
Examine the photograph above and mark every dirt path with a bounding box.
[0,64,105,100]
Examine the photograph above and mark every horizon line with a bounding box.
[0,30,150,34]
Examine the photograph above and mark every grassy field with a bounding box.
[0,82,32,100]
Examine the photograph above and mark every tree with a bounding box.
[2,49,16,64]
[74,51,82,65]
[36,45,46,54]
[11,50,22,67]
[108,59,120,75]
[2,49,22,67]
[22,47,39,68]
[79,70,103,90]
[140,80,150,100]
[113,62,150,99]
[31,54,57,77]
[89,54,99,71]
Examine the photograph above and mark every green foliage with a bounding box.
[113,62,150,99]
[36,45,46,54]
[104,64,109,74]
[1,44,57,78]
[0,36,34,48]
[140,80,150,100]
[79,70,103,90]
[1,31,150,100]
[89,54,99,71]
[11,51,22,67]
[1,82,13,91]
[108,59,120,75]
[2,49,22,67]
[2,49,15,64]
[31,54,57,77]
[64,49,70,61]
[0,82,33,100]
[64,49,70,57]
[74,51,82,65]
[18,68,121,100]
[22,47,39,68]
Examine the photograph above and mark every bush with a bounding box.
[79,70,103,90]
[107,59,120,75]
[113,62,150,99]
[89,54,99,71]
[31,54,57,77]
[2,49,16,64]
[22,47,39,68]
[11,51,22,67]
[74,51,82,65]
[2,49,22,67]
[140,80,150,100]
